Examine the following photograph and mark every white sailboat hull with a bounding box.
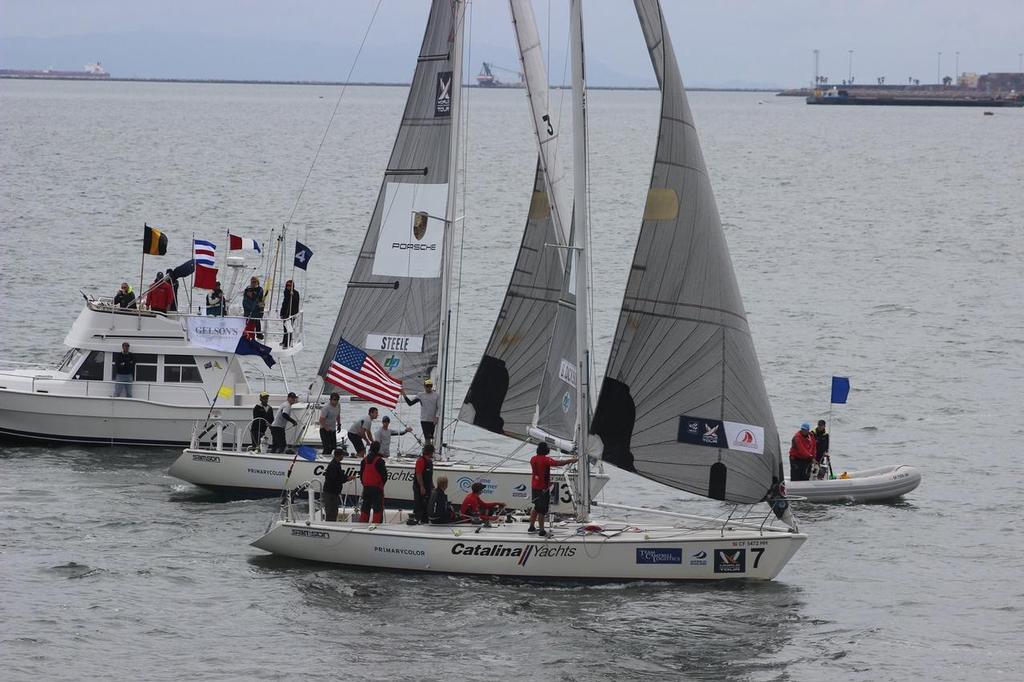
[252,512,806,581]
[169,449,609,512]
[787,464,921,503]
[0,389,272,447]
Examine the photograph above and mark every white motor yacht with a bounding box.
[0,294,306,447]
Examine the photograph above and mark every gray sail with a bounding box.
[318,0,460,384]
[459,160,570,439]
[591,0,782,505]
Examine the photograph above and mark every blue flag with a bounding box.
[831,376,851,404]
[294,241,314,270]
[296,445,317,462]
[235,337,276,368]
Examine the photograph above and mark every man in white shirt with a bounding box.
[375,416,412,457]
[403,378,440,446]
[346,407,378,456]
[270,392,299,453]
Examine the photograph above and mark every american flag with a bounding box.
[325,338,402,407]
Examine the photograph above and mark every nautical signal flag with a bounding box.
[193,239,216,267]
[143,224,168,255]
[194,264,218,290]
[294,241,313,270]
[325,338,402,407]
[228,233,262,253]
[831,376,851,404]
[236,336,276,368]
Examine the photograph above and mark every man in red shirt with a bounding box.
[528,443,578,537]
[146,273,174,313]
[460,481,506,523]
[788,422,817,482]
[358,441,387,523]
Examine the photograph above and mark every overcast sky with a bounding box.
[2,1,1022,87]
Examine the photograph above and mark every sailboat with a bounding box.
[251,0,805,581]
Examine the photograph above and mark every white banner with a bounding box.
[186,316,247,353]
[372,182,448,278]
[722,421,765,455]
[365,333,424,354]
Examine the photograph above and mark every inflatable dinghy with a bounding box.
[787,464,921,503]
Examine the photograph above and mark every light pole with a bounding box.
[955,51,959,83]
[813,49,820,88]
[937,51,942,85]
[848,49,853,83]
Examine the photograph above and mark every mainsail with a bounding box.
[591,0,782,504]
[319,0,462,385]
[460,0,576,442]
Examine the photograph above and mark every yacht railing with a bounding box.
[0,372,217,404]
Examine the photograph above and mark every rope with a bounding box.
[280,0,384,232]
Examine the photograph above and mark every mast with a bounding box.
[570,0,591,521]
[436,0,465,454]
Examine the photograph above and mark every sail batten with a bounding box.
[591,0,782,504]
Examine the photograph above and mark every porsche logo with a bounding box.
[412,211,429,241]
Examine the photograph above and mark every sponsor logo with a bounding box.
[558,359,577,386]
[384,355,400,372]
[713,548,746,573]
[435,71,453,117]
[690,550,708,566]
[733,429,757,448]
[366,334,424,354]
[191,454,221,463]
[291,528,329,539]
[512,483,528,498]
[247,468,284,476]
[387,470,416,483]
[191,326,239,336]
[561,391,572,413]
[635,548,682,565]
[374,545,425,557]
[412,211,428,241]
[702,424,720,445]
[450,542,577,565]
[391,241,437,251]
[457,476,496,494]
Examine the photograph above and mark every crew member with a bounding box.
[789,422,817,481]
[319,392,342,455]
[460,481,506,523]
[242,276,265,337]
[322,448,351,522]
[528,443,578,537]
[375,416,412,457]
[428,476,455,524]
[251,391,273,448]
[813,420,830,463]
[114,283,136,309]
[280,279,300,348]
[358,441,387,524]
[205,282,225,316]
[146,273,174,313]
[403,378,439,446]
[346,407,377,456]
[269,392,299,453]
[411,444,434,524]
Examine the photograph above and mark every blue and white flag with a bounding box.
[294,241,314,270]
[193,239,216,267]
[830,376,851,404]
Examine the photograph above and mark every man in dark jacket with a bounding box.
[251,392,274,449]
[114,283,136,309]
[411,444,434,524]
[279,280,300,347]
[242,277,265,337]
[113,342,135,398]
[322,449,351,522]
[428,476,456,524]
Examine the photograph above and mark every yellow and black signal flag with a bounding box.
[143,224,168,256]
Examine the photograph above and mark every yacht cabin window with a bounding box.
[132,354,158,382]
[58,348,85,373]
[164,355,202,383]
[73,350,106,380]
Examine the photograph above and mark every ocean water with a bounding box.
[1,79,1023,681]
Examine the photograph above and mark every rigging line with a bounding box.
[280,0,384,232]
[449,0,473,440]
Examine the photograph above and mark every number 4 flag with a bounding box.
[294,241,314,270]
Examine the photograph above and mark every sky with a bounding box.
[2,0,1022,88]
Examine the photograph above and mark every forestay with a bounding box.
[460,0,577,442]
[319,0,461,384]
[591,0,783,504]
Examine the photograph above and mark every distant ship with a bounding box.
[0,62,111,80]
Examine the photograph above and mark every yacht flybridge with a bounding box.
[0,290,305,447]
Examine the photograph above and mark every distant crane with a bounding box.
[476,62,524,88]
